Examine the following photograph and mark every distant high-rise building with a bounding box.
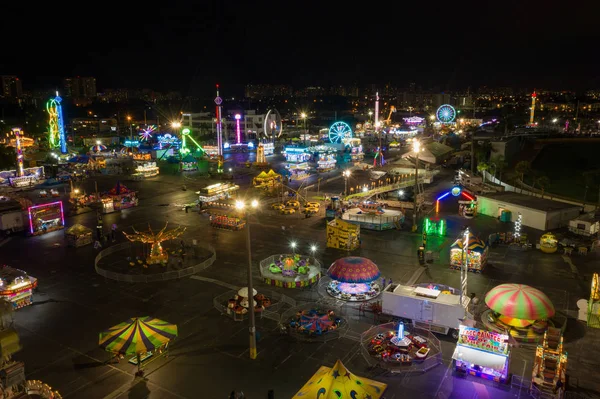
[245,84,292,98]
[1,76,23,98]
[63,77,97,99]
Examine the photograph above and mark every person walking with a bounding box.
[111,223,118,242]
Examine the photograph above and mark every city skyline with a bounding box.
[2,2,599,95]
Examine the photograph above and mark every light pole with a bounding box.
[412,140,421,232]
[236,199,259,359]
[172,122,182,162]
[127,116,132,142]
[301,112,307,147]
[290,241,297,255]
[343,170,351,197]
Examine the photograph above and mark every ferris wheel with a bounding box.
[436,104,456,123]
[328,121,353,143]
[264,109,283,140]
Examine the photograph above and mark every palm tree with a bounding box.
[477,162,489,184]
[515,161,530,184]
[490,155,507,181]
[536,176,551,198]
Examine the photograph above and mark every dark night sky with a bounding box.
[3,1,599,96]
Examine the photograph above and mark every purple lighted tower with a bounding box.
[215,84,223,156]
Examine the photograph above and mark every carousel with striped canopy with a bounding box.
[483,283,556,342]
[449,231,488,273]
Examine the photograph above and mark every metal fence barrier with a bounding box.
[95,240,216,283]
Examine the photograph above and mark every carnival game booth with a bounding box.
[284,146,311,180]
[286,164,310,181]
[252,169,282,188]
[180,155,198,171]
[259,253,322,288]
[317,154,336,172]
[449,231,488,272]
[209,212,246,230]
[452,325,511,383]
[28,201,65,236]
[65,224,93,248]
[326,257,381,301]
[0,266,38,309]
[101,182,138,214]
[133,161,159,178]
[197,183,239,203]
[483,283,556,343]
[326,218,360,250]
[293,359,387,399]
[539,232,558,254]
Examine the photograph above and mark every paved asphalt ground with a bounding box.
[2,153,600,399]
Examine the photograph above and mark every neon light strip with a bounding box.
[56,95,67,154]
[28,207,33,234]
[28,201,65,234]
[462,192,475,201]
[436,200,439,213]
[437,192,450,201]
[236,118,241,144]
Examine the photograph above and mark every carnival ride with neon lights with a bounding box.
[359,202,385,215]
[179,128,204,156]
[139,125,156,141]
[46,93,67,154]
[373,147,385,167]
[326,257,382,302]
[264,109,283,142]
[328,121,353,143]
[435,186,475,214]
[436,104,456,124]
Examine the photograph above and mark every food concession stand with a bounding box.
[452,325,510,383]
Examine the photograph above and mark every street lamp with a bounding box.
[412,140,421,232]
[310,244,317,254]
[290,241,297,254]
[127,116,133,142]
[235,199,260,359]
[301,112,307,147]
[343,170,351,196]
[398,189,404,198]
[368,110,373,123]
[429,115,436,121]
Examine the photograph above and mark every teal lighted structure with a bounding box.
[328,121,352,143]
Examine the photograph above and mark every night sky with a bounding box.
[3,1,599,95]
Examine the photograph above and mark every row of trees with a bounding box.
[477,158,552,197]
